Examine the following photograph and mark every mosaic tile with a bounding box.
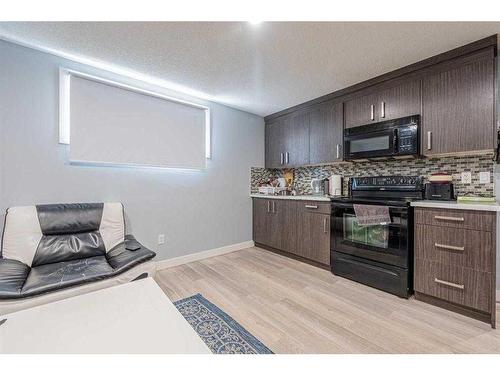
[251,153,495,197]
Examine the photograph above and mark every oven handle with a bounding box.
[332,202,406,211]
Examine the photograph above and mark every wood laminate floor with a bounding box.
[155,247,500,353]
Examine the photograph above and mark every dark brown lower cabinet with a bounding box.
[252,198,331,266]
[297,210,330,265]
[414,207,496,328]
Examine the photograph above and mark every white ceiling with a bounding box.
[0,22,499,116]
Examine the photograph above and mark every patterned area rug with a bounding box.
[174,294,273,354]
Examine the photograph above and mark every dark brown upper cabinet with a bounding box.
[285,112,310,167]
[344,91,379,128]
[265,117,286,168]
[344,79,421,128]
[422,48,496,156]
[309,101,344,164]
[265,112,309,168]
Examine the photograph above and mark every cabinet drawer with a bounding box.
[300,201,331,215]
[414,208,495,232]
[414,224,493,271]
[414,259,491,312]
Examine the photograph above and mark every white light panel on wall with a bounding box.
[59,68,211,169]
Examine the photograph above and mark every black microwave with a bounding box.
[343,115,420,160]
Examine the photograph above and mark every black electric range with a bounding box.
[330,176,424,298]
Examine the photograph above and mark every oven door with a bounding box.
[344,128,397,160]
[331,202,409,268]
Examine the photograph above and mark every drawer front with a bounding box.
[414,224,493,271]
[300,201,331,215]
[414,259,491,312]
[414,208,495,232]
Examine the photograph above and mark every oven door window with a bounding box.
[343,214,388,249]
[349,135,390,153]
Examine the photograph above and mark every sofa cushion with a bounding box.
[21,256,115,297]
[36,203,104,235]
[0,259,30,298]
[1,202,125,267]
[31,231,105,267]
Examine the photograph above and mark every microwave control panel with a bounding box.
[397,124,418,155]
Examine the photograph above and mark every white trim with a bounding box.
[156,241,254,270]
[497,289,500,303]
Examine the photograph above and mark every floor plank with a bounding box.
[155,247,500,354]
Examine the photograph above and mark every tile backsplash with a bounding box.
[251,153,495,197]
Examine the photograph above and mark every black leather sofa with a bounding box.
[0,203,156,309]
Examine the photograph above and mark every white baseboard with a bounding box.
[156,240,254,270]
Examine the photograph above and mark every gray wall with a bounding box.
[0,40,265,261]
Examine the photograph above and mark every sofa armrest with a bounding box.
[125,235,142,251]
[0,258,30,299]
[106,236,156,271]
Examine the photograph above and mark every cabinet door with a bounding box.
[309,101,344,164]
[265,119,286,168]
[297,212,331,265]
[253,199,272,245]
[344,92,378,128]
[422,48,495,155]
[377,80,421,122]
[284,112,310,167]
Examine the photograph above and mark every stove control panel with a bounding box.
[351,176,422,190]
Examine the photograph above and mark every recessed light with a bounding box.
[248,21,263,26]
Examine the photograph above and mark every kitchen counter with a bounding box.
[410,200,500,212]
[250,194,332,202]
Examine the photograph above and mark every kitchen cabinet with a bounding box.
[413,207,496,327]
[297,204,331,265]
[252,198,285,250]
[265,118,286,169]
[309,101,343,164]
[285,112,310,167]
[344,91,379,128]
[264,112,309,168]
[344,79,421,128]
[252,198,331,266]
[422,48,496,155]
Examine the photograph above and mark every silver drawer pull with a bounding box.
[434,215,464,222]
[435,243,465,251]
[434,278,464,290]
[305,205,318,209]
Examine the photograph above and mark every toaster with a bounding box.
[424,182,455,201]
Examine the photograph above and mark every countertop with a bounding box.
[410,200,500,212]
[250,194,332,202]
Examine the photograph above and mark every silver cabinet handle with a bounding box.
[323,217,328,233]
[267,201,270,213]
[380,101,385,118]
[305,205,318,209]
[280,152,284,165]
[370,105,375,121]
[285,152,289,164]
[434,278,464,290]
[336,144,340,159]
[272,201,276,213]
[435,243,465,252]
[434,215,464,222]
[427,131,432,150]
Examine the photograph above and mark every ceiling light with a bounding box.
[248,21,263,26]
